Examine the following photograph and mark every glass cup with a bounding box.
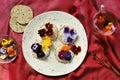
[92,5,118,36]
[0,35,18,64]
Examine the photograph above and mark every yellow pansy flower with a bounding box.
[2,39,9,47]
[43,37,52,47]
[41,37,52,51]
[41,43,46,51]
[8,39,13,45]
[1,38,14,47]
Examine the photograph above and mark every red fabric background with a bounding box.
[0,0,120,80]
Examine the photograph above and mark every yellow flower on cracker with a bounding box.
[41,37,52,51]
[41,43,46,51]
[43,37,52,47]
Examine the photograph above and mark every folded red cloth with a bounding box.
[0,0,120,80]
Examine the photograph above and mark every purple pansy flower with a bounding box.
[65,51,72,60]
[63,27,77,45]
[36,51,45,58]
[31,43,42,53]
[64,27,69,34]
[0,47,7,54]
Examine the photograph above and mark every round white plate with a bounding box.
[22,11,88,76]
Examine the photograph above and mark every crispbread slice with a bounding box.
[9,18,27,33]
[11,5,33,24]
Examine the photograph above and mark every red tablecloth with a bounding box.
[0,0,120,80]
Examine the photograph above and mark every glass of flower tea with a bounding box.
[93,5,118,35]
[0,35,18,64]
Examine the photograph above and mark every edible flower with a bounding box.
[45,23,53,36]
[2,39,9,47]
[31,43,45,58]
[38,29,46,37]
[41,43,46,51]
[7,45,16,57]
[58,50,66,59]
[63,27,77,44]
[43,37,52,47]
[45,22,53,29]
[41,37,52,51]
[31,43,42,53]
[1,38,13,47]
[65,51,72,60]
[0,54,8,59]
[70,45,81,55]
[38,22,53,37]
[58,50,72,61]
[0,47,7,54]
[105,22,112,31]
[61,45,70,51]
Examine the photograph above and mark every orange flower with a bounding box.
[105,22,112,30]
[7,46,16,57]
[61,45,70,51]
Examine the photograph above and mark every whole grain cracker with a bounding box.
[11,5,33,24]
[9,18,27,33]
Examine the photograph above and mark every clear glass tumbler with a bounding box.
[92,5,118,35]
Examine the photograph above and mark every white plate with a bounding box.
[22,11,88,76]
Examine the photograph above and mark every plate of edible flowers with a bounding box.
[22,11,88,76]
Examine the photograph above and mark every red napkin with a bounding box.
[0,0,120,80]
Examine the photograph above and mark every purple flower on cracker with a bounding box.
[64,27,69,33]
[36,51,45,58]
[62,27,77,44]
[31,43,42,53]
